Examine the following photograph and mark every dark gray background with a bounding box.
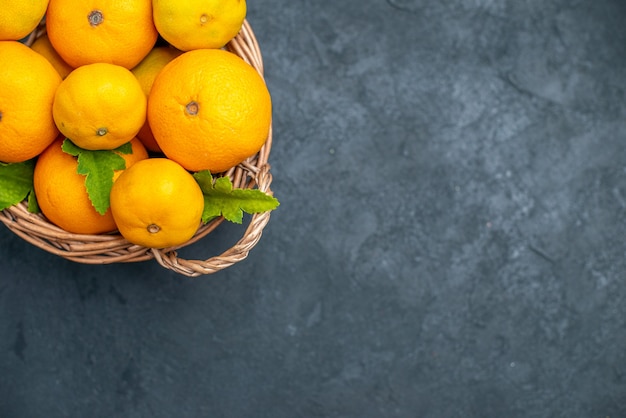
[2,0,626,417]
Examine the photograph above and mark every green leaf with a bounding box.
[62,138,128,215]
[193,171,280,224]
[62,139,132,156]
[27,189,39,213]
[0,160,35,211]
[61,139,82,157]
[114,142,133,155]
[193,170,214,192]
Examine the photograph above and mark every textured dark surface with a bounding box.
[2,1,626,417]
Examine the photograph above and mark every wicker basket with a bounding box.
[0,20,274,277]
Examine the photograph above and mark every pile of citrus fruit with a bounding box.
[0,0,275,250]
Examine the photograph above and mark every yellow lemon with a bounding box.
[131,46,182,152]
[34,136,149,234]
[53,63,147,150]
[0,0,48,41]
[0,41,61,163]
[153,0,246,51]
[110,158,204,248]
[148,49,271,173]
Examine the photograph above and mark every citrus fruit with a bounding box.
[34,136,149,235]
[110,158,204,248]
[53,62,147,151]
[0,0,48,41]
[46,0,158,69]
[30,33,74,79]
[152,0,246,51]
[131,46,182,153]
[0,41,62,163]
[148,49,272,173]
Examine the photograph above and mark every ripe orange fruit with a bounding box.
[0,0,48,41]
[46,0,158,69]
[148,49,272,173]
[131,46,182,153]
[152,0,247,51]
[30,33,74,79]
[53,63,147,151]
[34,136,149,235]
[0,41,62,163]
[110,158,204,248]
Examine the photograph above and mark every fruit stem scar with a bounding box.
[96,127,108,136]
[186,101,199,116]
[88,10,104,27]
[147,224,160,234]
[200,14,211,25]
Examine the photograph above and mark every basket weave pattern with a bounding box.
[0,20,274,277]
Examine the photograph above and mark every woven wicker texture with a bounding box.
[0,20,274,277]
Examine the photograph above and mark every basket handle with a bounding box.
[151,163,274,277]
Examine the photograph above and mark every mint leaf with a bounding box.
[61,139,83,157]
[62,138,128,215]
[62,139,132,156]
[114,142,133,155]
[78,150,126,215]
[0,160,35,211]
[27,189,39,213]
[193,171,279,224]
[193,169,214,192]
